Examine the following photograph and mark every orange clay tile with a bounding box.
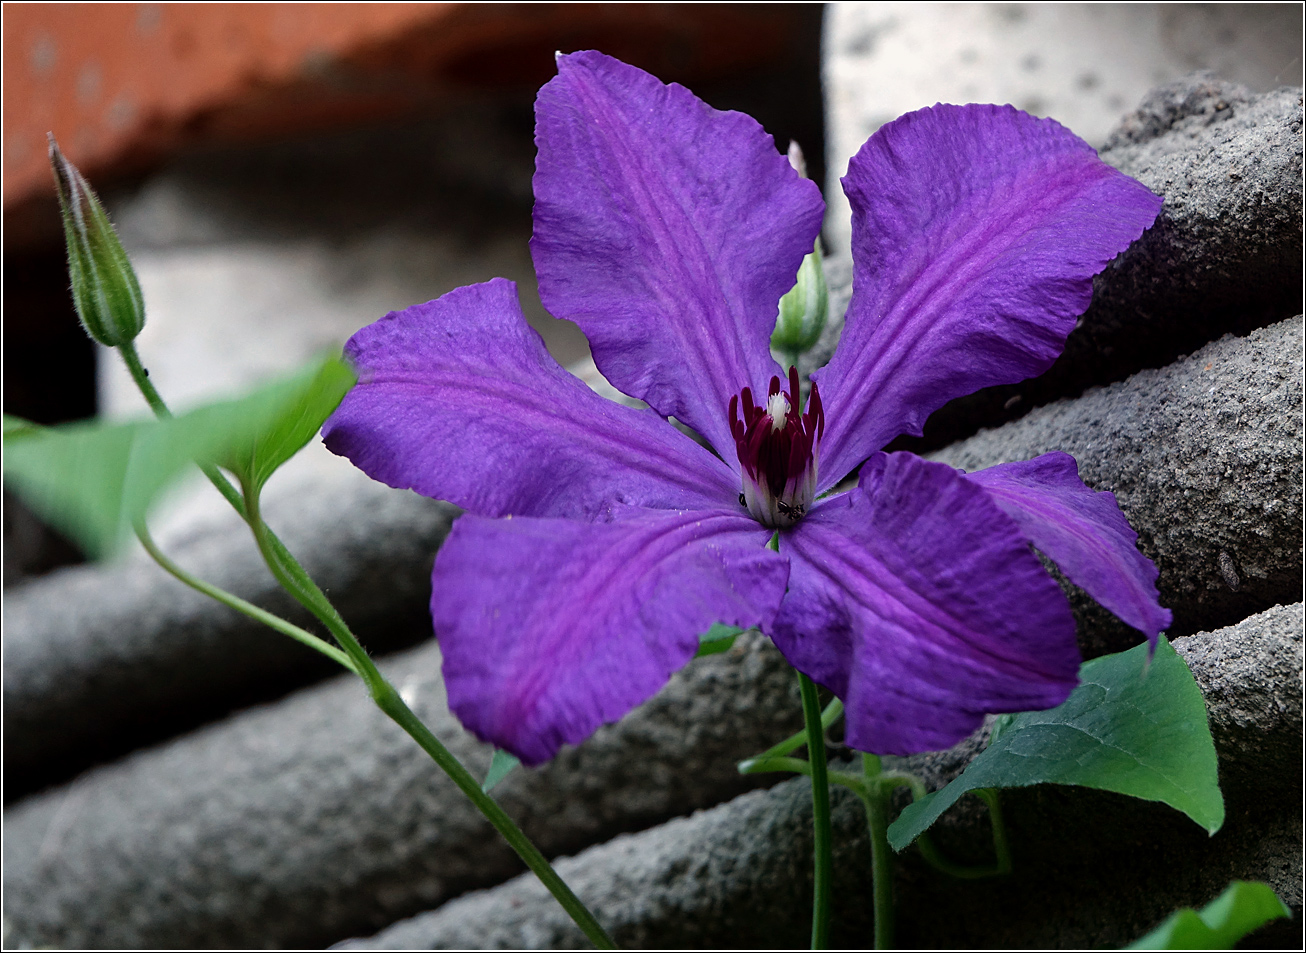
[3,4,456,208]
[4,3,797,251]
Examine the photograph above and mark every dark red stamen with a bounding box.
[728,367,824,503]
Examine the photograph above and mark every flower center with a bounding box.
[729,365,823,527]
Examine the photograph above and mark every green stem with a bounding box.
[798,671,832,950]
[911,832,1001,881]
[738,698,843,770]
[374,684,615,948]
[119,340,170,418]
[876,770,924,798]
[135,521,358,674]
[240,486,614,948]
[119,343,304,577]
[973,788,1013,876]
[882,772,1010,880]
[860,754,895,951]
[121,343,351,667]
[118,344,614,949]
[243,484,379,686]
[738,755,814,777]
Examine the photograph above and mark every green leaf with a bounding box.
[2,356,355,559]
[3,417,147,559]
[199,356,356,494]
[695,623,744,658]
[887,638,1223,851]
[3,415,42,439]
[482,749,521,794]
[1127,881,1291,949]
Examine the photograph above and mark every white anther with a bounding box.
[766,392,790,431]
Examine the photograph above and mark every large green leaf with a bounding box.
[887,638,1223,851]
[1127,881,1291,949]
[197,356,356,494]
[2,356,355,559]
[3,414,42,438]
[4,416,146,559]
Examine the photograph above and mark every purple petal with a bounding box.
[770,451,1080,755]
[433,507,785,764]
[815,104,1162,488]
[532,50,825,459]
[965,452,1171,645]
[323,278,738,519]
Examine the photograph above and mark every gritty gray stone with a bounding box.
[822,4,1306,255]
[5,318,1298,948]
[818,75,1304,452]
[3,469,455,800]
[1,629,802,949]
[337,605,1303,950]
[1172,603,1304,800]
[340,798,1301,951]
[930,314,1303,651]
[1085,77,1303,395]
[336,778,872,951]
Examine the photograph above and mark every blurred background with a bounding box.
[4,2,1302,584]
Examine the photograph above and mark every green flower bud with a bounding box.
[772,142,828,360]
[48,134,145,347]
[772,238,828,359]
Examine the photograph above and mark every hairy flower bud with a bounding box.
[772,141,827,359]
[49,134,145,347]
[772,237,828,358]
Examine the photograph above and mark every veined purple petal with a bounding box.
[965,452,1171,645]
[770,451,1080,756]
[815,104,1162,489]
[323,278,738,520]
[433,507,785,764]
[532,50,824,459]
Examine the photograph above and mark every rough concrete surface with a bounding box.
[338,605,1303,950]
[1,630,803,949]
[337,779,871,951]
[4,319,1298,947]
[1172,604,1304,800]
[931,314,1303,652]
[3,465,455,800]
[5,50,1301,952]
[890,75,1304,451]
[822,3,1305,253]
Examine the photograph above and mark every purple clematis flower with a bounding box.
[323,51,1171,765]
